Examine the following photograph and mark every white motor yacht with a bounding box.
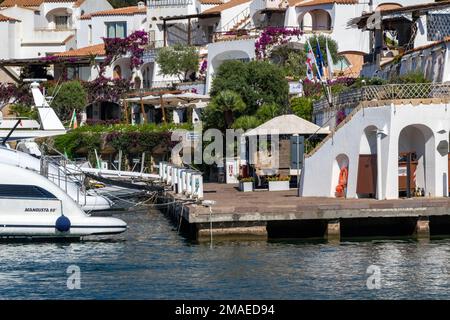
[0,81,112,211]
[0,162,127,238]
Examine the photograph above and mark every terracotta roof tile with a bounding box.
[0,13,19,21]
[199,0,223,4]
[289,0,357,7]
[0,0,76,7]
[79,5,146,19]
[203,0,251,14]
[54,43,105,57]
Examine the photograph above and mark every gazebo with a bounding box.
[241,114,330,183]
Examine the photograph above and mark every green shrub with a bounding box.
[290,97,314,121]
[390,71,430,84]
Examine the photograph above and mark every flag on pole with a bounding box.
[305,63,314,81]
[306,38,322,82]
[305,40,315,81]
[315,38,325,80]
[326,37,334,78]
[69,110,78,129]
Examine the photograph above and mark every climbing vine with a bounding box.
[255,27,302,60]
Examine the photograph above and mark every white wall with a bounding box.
[302,102,450,200]
[206,38,256,93]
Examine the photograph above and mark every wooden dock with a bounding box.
[160,183,450,242]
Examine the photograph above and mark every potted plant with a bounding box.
[238,176,254,192]
[268,175,290,191]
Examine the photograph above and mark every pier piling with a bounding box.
[326,219,341,242]
[415,216,430,240]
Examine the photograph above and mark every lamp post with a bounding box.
[293,134,301,197]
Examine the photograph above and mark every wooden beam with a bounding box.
[140,94,146,124]
[163,20,167,47]
[160,94,167,124]
[187,17,191,46]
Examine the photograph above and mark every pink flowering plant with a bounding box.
[255,27,302,60]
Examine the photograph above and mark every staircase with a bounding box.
[221,7,252,32]
[230,14,251,32]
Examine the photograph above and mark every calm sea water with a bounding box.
[1,208,450,300]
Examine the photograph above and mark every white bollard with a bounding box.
[177,169,184,194]
[181,170,188,194]
[191,173,203,199]
[194,174,204,200]
[172,167,178,190]
[186,170,193,196]
[167,164,173,185]
[158,162,162,179]
[161,162,167,181]
[159,162,164,180]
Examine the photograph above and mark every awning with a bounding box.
[244,114,330,136]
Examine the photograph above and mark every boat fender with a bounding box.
[56,215,71,232]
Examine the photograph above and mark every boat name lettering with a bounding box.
[25,208,57,213]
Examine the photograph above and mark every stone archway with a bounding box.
[332,153,349,197]
[398,124,435,197]
[300,9,332,32]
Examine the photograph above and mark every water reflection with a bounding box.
[0,209,449,299]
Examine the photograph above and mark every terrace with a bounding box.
[313,82,450,113]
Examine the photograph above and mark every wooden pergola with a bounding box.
[161,13,220,47]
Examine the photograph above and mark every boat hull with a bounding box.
[0,216,127,237]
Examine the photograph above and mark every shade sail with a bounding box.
[244,114,330,136]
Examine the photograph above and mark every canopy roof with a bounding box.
[244,114,330,136]
[124,92,210,108]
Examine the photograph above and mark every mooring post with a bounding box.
[326,219,341,242]
[415,216,430,240]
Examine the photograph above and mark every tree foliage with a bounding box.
[232,115,261,131]
[202,90,246,130]
[46,81,87,121]
[270,45,307,79]
[290,97,314,122]
[156,44,199,81]
[210,60,289,115]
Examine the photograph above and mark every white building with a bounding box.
[205,0,435,90]
[301,87,450,200]
[302,1,450,200]
[355,1,450,81]
[0,0,113,60]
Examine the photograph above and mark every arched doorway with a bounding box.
[113,66,122,79]
[300,10,332,31]
[141,63,154,89]
[300,12,313,32]
[357,126,378,198]
[134,76,142,90]
[376,3,403,12]
[332,154,349,198]
[398,124,435,197]
[46,8,72,30]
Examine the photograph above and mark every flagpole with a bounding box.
[307,38,332,109]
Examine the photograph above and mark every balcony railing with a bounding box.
[313,83,450,112]
[147,0,192,6]
[212,29,260,42]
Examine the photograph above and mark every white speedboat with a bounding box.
[0,162,127,238]
[0,81,111,211]
[0,146,112,211]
